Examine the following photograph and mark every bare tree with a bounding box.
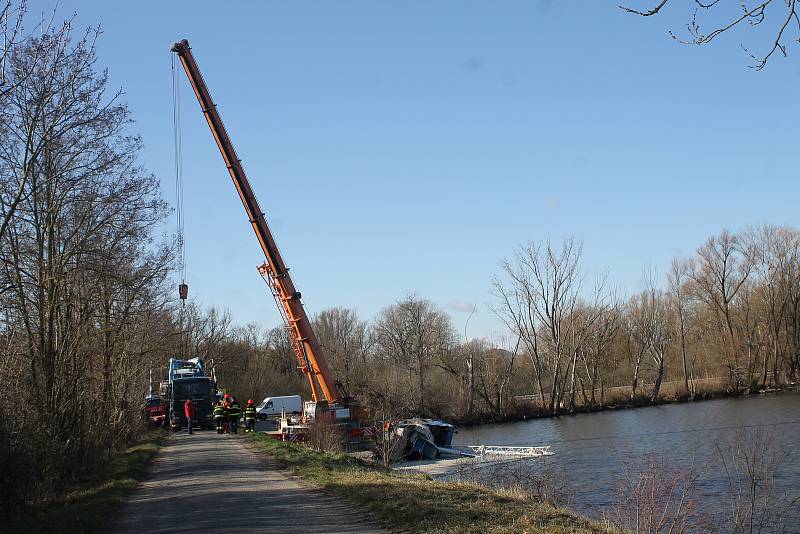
[460,305,478,418]
[782,232,800,380]
[1,1,29,94]
[196,318,306,403]
[490,337,520,418]
[622,0,800,69]
[732,279,765,390]
[690,229,753,390]
[466,337,519,420]
[314,307,370,396]
[492,238,583,415]
[186,305,233,364]
[624,270,674,403]
[744,224,796,387]
[646,285,672,402]
[715,428,799,533]
[624,292,651,401]
[668,258,696,396]
[361,375,416,466]
[577,299,620,408]
[0,2,62,242]
[609,454,702,534]
[373,295,455,414]
[0,21,174,504]
[565,278,612,412]
[457,337,482,418]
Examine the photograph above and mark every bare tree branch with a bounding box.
[622,0,800,69]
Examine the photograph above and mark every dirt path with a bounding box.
[114,431,388,534]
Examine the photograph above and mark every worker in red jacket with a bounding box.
[184,399,196,435]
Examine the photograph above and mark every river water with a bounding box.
[454,391,800,525]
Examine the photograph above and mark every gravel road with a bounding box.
[114,431,388,534]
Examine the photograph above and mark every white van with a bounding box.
[256,395,302,420]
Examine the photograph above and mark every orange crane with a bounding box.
[170,39,342,409]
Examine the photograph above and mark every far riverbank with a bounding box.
[453,377,799,427]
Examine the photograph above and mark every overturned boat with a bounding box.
[388,418,486,461]
[388,418,554,466]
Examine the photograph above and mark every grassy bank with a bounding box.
[245,433,616,534]
[5,430,165,534]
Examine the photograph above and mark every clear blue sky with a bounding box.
[30,1,800,340]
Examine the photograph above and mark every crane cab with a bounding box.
[303,400,350,423]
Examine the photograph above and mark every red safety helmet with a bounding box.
[247,399,254,405]
[223,394,230,399]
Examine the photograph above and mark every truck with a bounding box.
[256,395,303,420]
[144,394,166,426]
[143,369,167,426]
[163,357,216,431]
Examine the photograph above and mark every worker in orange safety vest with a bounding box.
[213,401,225,434]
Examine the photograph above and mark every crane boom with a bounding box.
[170,39,339,404]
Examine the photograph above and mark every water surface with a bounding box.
[454,391,800,521]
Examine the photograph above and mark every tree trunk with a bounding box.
[466,353,474,417]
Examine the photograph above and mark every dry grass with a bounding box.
[246,433,619,534]
[4,430,165,534]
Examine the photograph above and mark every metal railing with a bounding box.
[466,445,553,457]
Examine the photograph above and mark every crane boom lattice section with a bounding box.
[258,263,320,401]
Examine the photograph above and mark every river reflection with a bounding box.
[454,391,800,523]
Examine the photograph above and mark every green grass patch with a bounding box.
[245,434,617,534]
[6,430,165,534]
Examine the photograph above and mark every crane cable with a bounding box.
[171,54,187,301]
[172,53,188,359]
